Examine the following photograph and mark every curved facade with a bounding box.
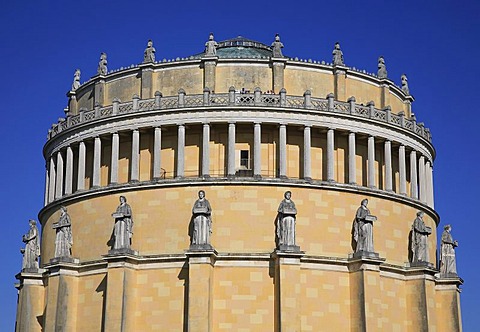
[16,36,462,331]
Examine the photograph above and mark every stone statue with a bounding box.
[411,211,431,263]
[97,52,108,75]
[52,206,73,258]
[191,190,212,248]
[271,34,284,58]
[111,196,133,251]
[143,39,156,63]
[377,56,387,79]
[21,220,40,270]
[277,191,298,249]
[353,199,377,253]
[440,224,458,276]
[204,33,218,56]
[71,69,81,91]
[332,42,344,66]
[401,74,410,95]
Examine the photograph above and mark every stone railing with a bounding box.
[50,88,431,142]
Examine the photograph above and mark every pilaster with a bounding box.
[202,57,218,92]
[94,78,106,106]
[103,255,138,332]
[186,250,217,332]
[435,277,463,332]
[348,256,385,332]
[273,250,305,332]
[15,271,45,332]
[333,66,347,101]
[271,58,287,93]
[140,64,154,98]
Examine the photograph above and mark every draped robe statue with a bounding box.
[353,199,376,253]
[411,211,431,263]
[111,196,133,250]
[21,220,40,270]
[53,206,73,258]
[440,224,458,276]
[191,190,212,247]
[277,191,297,248]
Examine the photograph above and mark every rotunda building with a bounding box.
[15,35,462,331]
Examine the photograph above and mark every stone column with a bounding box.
[55,151,64,199]
[428,163,435,209]
[77,141,86,191]
[131,130,140,182]
[110,133,119,184]
[202,123,210,177]
[303,125,311,180]
[279,124,287,178]
[348,132,356,184]
[48,157,56,203]
[410,150,418,199]
[153,127,162,179]
[384,140,393,191]
[44,165,49,206]
[227,123,236,177]
[93,137,101,187]
[177,124,185,178]
[65,146,74,195]
[425,161,432,207]
[367,136,376,188]
[399,145,407,195]
[327,128,335,182]
[419,156,427,203]
[254,123,262,178]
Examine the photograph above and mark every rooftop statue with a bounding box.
[277,191,298,249]
[71,69,81,91]
[21,220,40,271]
[97,52,108,75]
[332,42,344,66]
[191,190,213,249]
[271,33,284,58]
[401,74,410,95]
[204,33,218,56]
[377,56,387,79]
[353,199,377,253]
[53,206,73,258]
[440,224,459,276]
[410,211,431,263]
[111,196,133,251]
[143,39,156,63]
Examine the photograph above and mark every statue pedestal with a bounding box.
[278,244,302,252]
[107,248,137,256]
[351,250,380,259]
[189,243,215,252]
[408,261,434,268]
[49,256,79,264]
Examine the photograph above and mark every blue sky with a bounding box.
[1,0,479,330]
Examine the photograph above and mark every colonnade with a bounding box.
[44,122,435,208]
